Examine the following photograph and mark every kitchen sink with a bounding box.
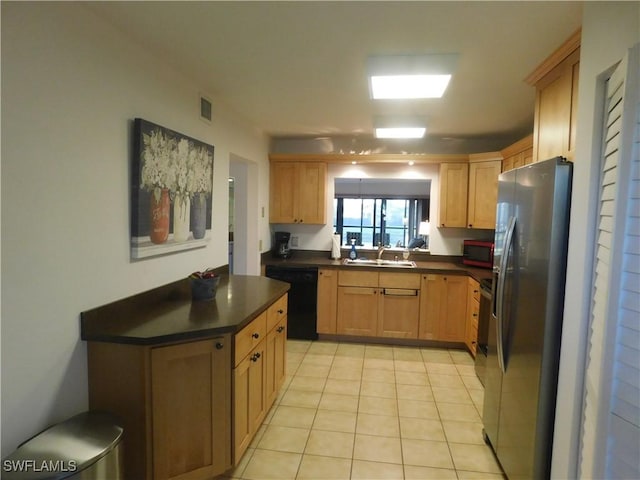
[343,258,417,268]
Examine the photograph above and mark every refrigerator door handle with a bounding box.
[496,216,516,374]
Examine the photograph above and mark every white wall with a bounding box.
[0,3,269,455]
[552,3,640,478]
[271,162,493,256]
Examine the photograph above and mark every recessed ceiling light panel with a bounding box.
[371,74,451,99]
[375,127,426,139]
[367,54,458,99]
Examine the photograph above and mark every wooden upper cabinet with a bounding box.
[501,135,534,173]
[526,29,581,163]
[439,163,468,227]
[269,161,326,224]
[467,160,501,229]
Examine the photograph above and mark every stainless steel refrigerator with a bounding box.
[482,157,572,479]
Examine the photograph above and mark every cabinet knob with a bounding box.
[469,224,473,227]
[252,332,260,339]
[441,223,445,227]
[277,309,284,314]
[251,352,261,362]
[277,325,285,333]
[215,342,224,350]
[473,313,478,317]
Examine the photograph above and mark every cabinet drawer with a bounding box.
[338,270,379,287]
[379,272,420,289]
[235,312,267,366]
[267,294,288,332]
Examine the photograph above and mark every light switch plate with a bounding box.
[291,236,299,247]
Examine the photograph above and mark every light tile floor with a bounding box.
[221,340,505,480]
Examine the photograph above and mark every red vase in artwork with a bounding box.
[149,188,170,244]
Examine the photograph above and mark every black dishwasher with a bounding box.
[265,265,318,340]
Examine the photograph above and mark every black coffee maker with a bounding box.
[272,231,292,258]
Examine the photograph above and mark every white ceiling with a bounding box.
[88,1,583,153]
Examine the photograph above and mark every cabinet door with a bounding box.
[511,152,524,169]
[467,160,501,229]
[317,269,338,334]
[233,343,266,464]
[419,274,442,340]
[523,147,534,166]
[297,162,327,224]
[265,320,287,407]
[336,286,378,336]
[269,162,298,223]
[151,337,231,480]
[534,48,580,162]
[439,163,469,227]
[502,156,514,173]
[269,161,327,224]
[439,276,468,342]
[378,288,420,338]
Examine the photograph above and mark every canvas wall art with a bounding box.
[131,118,214,259]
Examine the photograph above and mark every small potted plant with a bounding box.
[189,268,219,301]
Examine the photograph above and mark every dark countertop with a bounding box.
[263,250,493,282]
[81,275,290,346]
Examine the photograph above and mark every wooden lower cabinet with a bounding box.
[418,274,441,340]
[265,319,287,406]
[151,339,231,480]
[378,272,421,338]
[233,297,288,465]
[336,286,379,336]
[88,336,232,480]
[419,274,467,342]
[336,270,420,338]
[465,278,480,356]
[317,268,338,334]
[233,342,266,462]
[86,293,289,480]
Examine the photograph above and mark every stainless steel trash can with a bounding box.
[2,411,123,480]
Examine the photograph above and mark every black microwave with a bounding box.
[462,240,494,269]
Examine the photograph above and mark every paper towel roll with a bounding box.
[331,234,341,259]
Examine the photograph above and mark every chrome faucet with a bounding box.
[377,243,386,259]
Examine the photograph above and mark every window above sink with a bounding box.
[333,178,431,250]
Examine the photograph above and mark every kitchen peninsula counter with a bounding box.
[81,274,290,345]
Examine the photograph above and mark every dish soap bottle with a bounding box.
[349,238,357,260]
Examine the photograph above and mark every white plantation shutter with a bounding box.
[580,45,640,479]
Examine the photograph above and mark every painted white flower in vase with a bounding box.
[171,138,191,242]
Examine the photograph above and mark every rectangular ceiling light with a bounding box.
[370,74,451,99]
[368,54,458,99]
[375,127,426,139]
